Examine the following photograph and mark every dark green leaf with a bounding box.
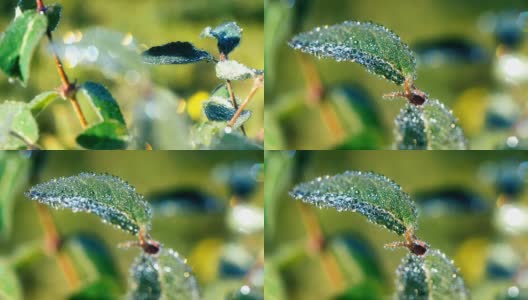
[215,60,261,81]
[0,101,38,150]
[76,121,128,150]
[142,42,214,65]
[289,21,416,85]
[290,171,418,235]
[394,99,467,150]
[0,10,47,85]
[212,133,263,150]
[203,101,251,129]
[396,249,468,300]
[148,188,224,215]
[129,248,200,300]
[69,279,121,300]
[0,152,30,238]
[17,0,36,10]
[0,261,22,300]
[79,82,126,125]
[26,173,152,235]
[28,91,61,116]
[333,280,383,300]
[45,4,62,32]
[201,22,242,55]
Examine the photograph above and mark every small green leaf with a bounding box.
[290,171,418,235]
[28,91,61,116]
[129,248,200,300]
[0,10,47,85]
[396,249,468,300]
[201,22,242,55]
[203,101,251,129]
[79,82,126,125]
[76,121,128,150]
[17,0,36,10]
[0,261,22,300]
[289,21,416,85]
[0,101,38,150]
[0,152,30,238]
[394,99,467,150]
[45,4,62,32]
[142,42,214,65]
[26,173,152,235]
[215,60,262,81]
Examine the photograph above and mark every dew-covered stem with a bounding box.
[227,74,264,129]
[38,0,88,129]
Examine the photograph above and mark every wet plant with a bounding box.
[289,21,468,150]
[290,170,469,299]
[0,0,130,150]
[142,22,264,149]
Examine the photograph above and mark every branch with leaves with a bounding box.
[288,21,468,150]
[142,22,264,149]
[291,171,469,299]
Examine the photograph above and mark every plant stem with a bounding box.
[296,202,345,290]
[35,203,80,288]
[9,130,41,150]
[220,53,246,136]
[38,0,88,129]
[320,102,345,141]
[227,75,264,129]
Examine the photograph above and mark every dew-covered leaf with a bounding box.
[215,60,262,81]
[142,42,214,65]
[201,22,242,55]
[289,21,416,85]
[290,171,417,235]
[76,121,128,150]
[203,101,251,129]
[26,173,152,235]
[394,99,467,150]
[129,248,200,300]
[29,91,61,117]
[79,82,126,125]
[0,261,22,300]
[396,249,468,300]
[0,10,47,85]
[0,152,30,238]
[0,101,38,150]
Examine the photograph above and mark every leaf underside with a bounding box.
[215,60,261,81]
[0,10,47,85]
[289,21,416,85]
[290,171,417,235]
[26,173,151,235]
[129,248,200,300]
[201,22,242,55]
[0,101,38,150]
[203,100,251,129]
[80,81,126,125]
[394,99,467,150]
[396,249,468,300]
[142,42,214,65]
[29,91,62,116]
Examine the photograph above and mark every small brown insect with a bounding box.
[385,226,428,256]
[383,78,428,106]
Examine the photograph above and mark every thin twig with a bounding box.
[227,75,264,129]
[220,53,247,136]
[40,1,88,129]
[9,130,41,150]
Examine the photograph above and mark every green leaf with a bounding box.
[0,261,22,300]
[394,99,467,150]
[226,286,263,300]
[396,249,468,300]
[45,4,62,32]
[203,101,251,129]
[289,21,416,85]
[28,91,61,116]
[79,82,126,125]
[212,133,263,150]
[0,101,38,150]
[76,121,128,150]
[0,152,30,238]
[201,22,242,55]
[142,42,214,65]
[290,171,418,235]
[26,173,152,235]
[69,279,122,300]
[129,248,200,300]
[0,10,47,85]
[264,262,286,300]
[215,60,261,81]
[17,0,36,10]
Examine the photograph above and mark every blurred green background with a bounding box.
[265,0,528,149]
[0,0,264,149]
[266,150,528,299]
[1,150,263,299]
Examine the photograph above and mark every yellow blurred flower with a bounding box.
[187,91,210,121]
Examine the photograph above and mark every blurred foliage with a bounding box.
[265,150,528,299]
[0,150,263,299]
[0,0,264,149]
[265,0,528,149]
